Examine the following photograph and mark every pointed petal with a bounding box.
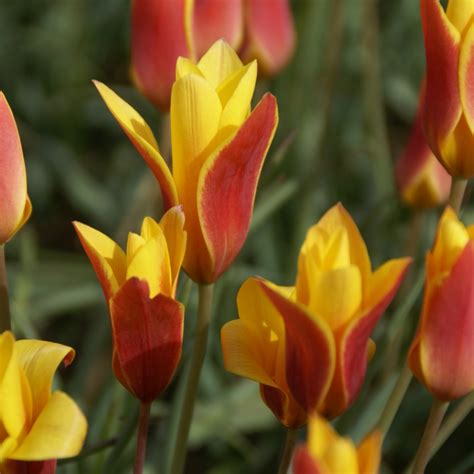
[459,19,474,132]
[260,384,307,428]
[197,94,278,282]
[9,391,86,461]
[131,0,189,110]
[73,221,126,301]
[292,446,322,474]
[357,431,382,474]
[109,278,184,402]
[93,81,178,209]
[0,93,29,244]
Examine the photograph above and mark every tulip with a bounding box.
[395,89,451,209]
[409,207,474,400]
[74,207,186,402]
[421,0,474,177]
[221,203,411,425]
[0,331,87,474]
[0,93,32,244]
[96,40,278,284]
[293,414,381,474]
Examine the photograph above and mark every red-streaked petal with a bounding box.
[109,278,184,402]
[459,20,474,132]
[421,242,474,400]
[242,0,296,75]
[192,0,243,59]
[197,93,278,283]
[0,93,29,244]
[258,280,335,415]
[4,460,57,474]
[131,0,190,110]
[292,446,322,474]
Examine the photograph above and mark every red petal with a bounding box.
[110,278,184,402]
[197,93,278,282]
[4,460,57,474]
[292,446,322,474]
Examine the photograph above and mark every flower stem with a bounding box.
[133,401,151,474]
[278,428,298,474]
[170,283,214,474]
[375,363,413,437]
[411,399,449,474]
[448,177,467,214]
[0,245,11,332]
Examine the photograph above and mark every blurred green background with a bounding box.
[1,0,472,472]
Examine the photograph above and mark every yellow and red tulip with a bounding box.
[0,93,32,245]
[421,0,474,177]
[409,207,474,401]
[221,204,411,425]
[96,40,278,284]
[292,414,381,474]
[74,207,186,402]
[395,89,451,209]
[0,331,87,474]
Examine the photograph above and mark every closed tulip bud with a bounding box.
[221,204,411,426]
[96,40,278,284]
[74,207,187,402]
[0,93,32,245]
[293,415,381,474]
[409,207,474,400]
[421,0,474,177]
[0,331,87,474]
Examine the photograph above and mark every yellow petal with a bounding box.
[446,0,474,33]
[176,57,202,81]
[126,232,145,266]
[357,431,382,474]
[14,339,75,420]
[9,391,87,461]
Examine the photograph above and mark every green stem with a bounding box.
[374,363,413,437]
[0,245,11,332]
[411,399,449,474]
[170,283,214,474]
[448,177,467,214]
[133,402,151,474]
[278,428,298,474]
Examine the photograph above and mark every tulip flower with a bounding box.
[409,207,474,401]
[96,40,278,284]
[74,207,186,402]
[0,331,87,474]
[421,0,474,177]
[130,1,294,110]
[221,204,411,425]
[293,415,381,474]
[0,93,32,244]
[395,90,451,209]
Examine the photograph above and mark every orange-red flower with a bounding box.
[0,93,32,244]
[221,204,411,426]
[409,207,474,400]
[74,207,186,402]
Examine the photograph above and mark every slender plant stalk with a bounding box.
[411,399,449,474]
[375,363,413,437]
[170,283,214,474]
[278,428,298,474]
[0,245,11,332]
[448,177,468,214]
[133,402,151,474]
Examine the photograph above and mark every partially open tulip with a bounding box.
[0,93,32,244]
[96,40,278,284]
[0,331,87,474]
[395,90,451,209]
[421,0,474,177]
[409,207,474,401]
[130,1,294,110]
[293,415,381,474]
[221,204,411,425]
[74,207,186,402]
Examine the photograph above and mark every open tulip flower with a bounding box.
[131,0,294,109]
[421,0,474,177]
[74,207,186,402]
[0,331,87,474]
[293,414,381,474]
[96,40,278,284]
[221,204,411,425]
[0,93,32,245]
[409,207,474,401]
